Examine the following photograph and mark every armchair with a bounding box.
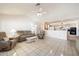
[0,32,17,51]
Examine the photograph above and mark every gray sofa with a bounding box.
[0,31,36,51]
[17,31,36,42]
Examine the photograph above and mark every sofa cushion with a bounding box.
[17,31,32,35]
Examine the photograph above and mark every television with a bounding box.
[70,27,76,35]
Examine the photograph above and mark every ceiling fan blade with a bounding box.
[35,3,40,6]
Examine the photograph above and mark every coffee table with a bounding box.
[26,36,38,43]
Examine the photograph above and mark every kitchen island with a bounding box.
[45,30,67,40]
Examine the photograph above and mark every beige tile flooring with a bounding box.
[0,37,79,56]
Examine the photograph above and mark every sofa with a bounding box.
[17,31,36,42]
[0,31,36,51]
[0,32,17,51]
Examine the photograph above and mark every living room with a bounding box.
[0,3,79,56]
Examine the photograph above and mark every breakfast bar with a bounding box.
[46,30,67,40]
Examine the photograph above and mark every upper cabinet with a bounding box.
[44,20,77,30]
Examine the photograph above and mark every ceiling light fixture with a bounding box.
[32,3,46,16]
[35,3,40,6]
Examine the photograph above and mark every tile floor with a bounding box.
[0,37,79,56]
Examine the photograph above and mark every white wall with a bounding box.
[0,15,38,36]
[76,22,79,52]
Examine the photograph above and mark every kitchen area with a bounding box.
[44,20,78,40]
[44,19,79,53]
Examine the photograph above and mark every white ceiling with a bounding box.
[0,3,79,22]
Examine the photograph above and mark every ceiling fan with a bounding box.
[32,3,47,16]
